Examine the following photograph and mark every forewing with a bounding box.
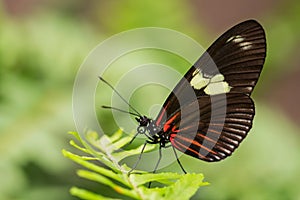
[192,19,266,95]
[155,20,266,125]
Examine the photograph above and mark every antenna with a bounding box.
[101,105,140,117]
[99,76,142,117]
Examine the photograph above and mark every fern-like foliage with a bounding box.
[62,129,209,200]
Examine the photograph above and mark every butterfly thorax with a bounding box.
[136,116,169,147]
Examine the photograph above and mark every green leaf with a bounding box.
[164,174,209,200]
[131,173,183,186]
[77,170,138,199]
[110,129,124,143]
[113,143,156,161]
[63,129,208,200]
[70,187,121,200]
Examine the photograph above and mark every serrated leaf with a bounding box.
[70,140,90,154]
[131,172,183,186]
[113,143,156,161]
[111,136,132,150]
[64,130,209,200]
[164,174,209,200]
[110,129,124,143]
[70,187,121,200]
[77,170,138,199]
[62,150,127,186]
[137,187,166,200]
[68,131,81,140]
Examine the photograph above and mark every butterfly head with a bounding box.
[136,116,151,127]
[135,116,163,142]
[135,116,151,136]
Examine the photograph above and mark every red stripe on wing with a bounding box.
[170,133,217,155]
[155,101,171,126]
[163,112,180,132]
[170,134,207,160]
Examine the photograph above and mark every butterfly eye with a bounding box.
[137,126,146,134]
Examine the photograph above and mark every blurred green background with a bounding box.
[1,0,300,200]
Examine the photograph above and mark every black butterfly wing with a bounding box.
[169,93,255,161]
[155,20,266,161]
[193,19,266,95]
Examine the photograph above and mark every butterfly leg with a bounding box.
[152,145,162,174]
[128,131,140,144]
[128,140,148,174]
[147,145,162,188]
[172,145,187,174]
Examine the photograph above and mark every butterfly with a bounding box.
[101,19,266,172]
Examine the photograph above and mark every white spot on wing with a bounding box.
[210,74,225,83]
[190,71,232,95]
[192,68,200,76]
[226,35,244,43]
[226,36,234,43]
[239,41,252,50]
[190,71,210,90]
[204,82,231,95]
